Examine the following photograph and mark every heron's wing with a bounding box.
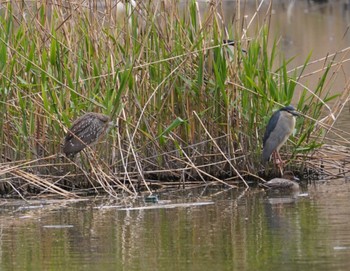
[262,110,282,162]
[263,110,280,146]
[64,115,94,143]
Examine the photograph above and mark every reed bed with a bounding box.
[0,0,349,198]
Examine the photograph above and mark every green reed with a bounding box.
[0,1,340,193]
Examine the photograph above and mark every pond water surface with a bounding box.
[1,180,350,271]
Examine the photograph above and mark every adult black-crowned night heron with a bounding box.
[204,40,246,82]
[63,112,114,158]
[262,105,299,165]
[222,39,247,54]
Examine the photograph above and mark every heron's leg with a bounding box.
[272,151,280,165]
[273,151,285,175]
[271,151,279,166]
[275,151,286,166]
[278,163,284,176]
[276,151,287,175]
[276,151,284,175]
[272,151,281,165]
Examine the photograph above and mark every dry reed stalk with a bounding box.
[177,143,208,183]
[10,168,76,198]
[87,152,135,195]
[289,46,350,78]
[193,111,249,188]
[297,144,350,179]
[0,155,57,175]
[321,80,350,137]
[165,148,236,187]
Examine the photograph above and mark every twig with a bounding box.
[193,111,249,188]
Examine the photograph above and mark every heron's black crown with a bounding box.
[280,105,299,116]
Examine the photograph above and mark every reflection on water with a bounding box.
[1,182,350,271]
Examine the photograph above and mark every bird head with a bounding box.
[280,105,300,117]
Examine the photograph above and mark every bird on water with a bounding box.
[264,172,300,192]
[63,112,114,158]
[262,105,299,167]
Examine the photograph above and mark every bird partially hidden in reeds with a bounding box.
[203,39,246,85]
[63,112,115,158]
[222,39,247,54]
[262,105,300,171]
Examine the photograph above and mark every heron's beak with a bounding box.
[291,110,300,117]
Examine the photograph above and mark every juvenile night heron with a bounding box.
[262,105,299,166]
[63,112,114,158]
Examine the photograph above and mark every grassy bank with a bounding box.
[0,1,347,198]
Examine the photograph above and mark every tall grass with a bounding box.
[0,1,345,197]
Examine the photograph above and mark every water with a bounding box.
[1,181,350,271]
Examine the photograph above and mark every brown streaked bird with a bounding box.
[63,112,114,158]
